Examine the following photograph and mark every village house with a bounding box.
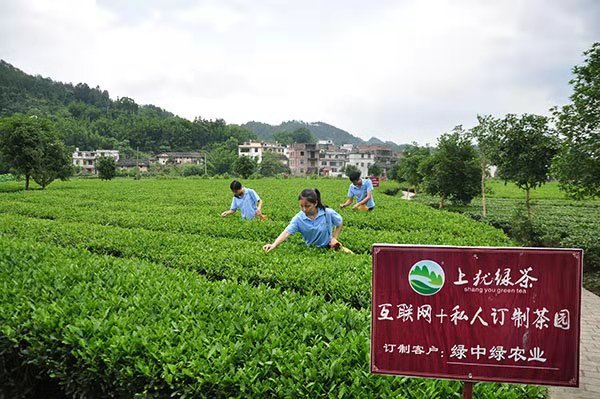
[356,145,396,169]
[72,148,120,174]
[238,141,287,164]
[288,143,319,175]
[347,151,375,177]
[117,159,150,173]
[155,152,204,165]
[318,149,348,177]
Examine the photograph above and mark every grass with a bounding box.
[483,180,568,200]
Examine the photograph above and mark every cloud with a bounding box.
[0,0,598,144]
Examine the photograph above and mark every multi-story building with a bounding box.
[318,150,348,177]
[238,141,287,163]
[346,145,398,177]
[356,145,396,169]
[317,140,337,152]
[155,152,204,165]
[288,143,318,175]
[347,152,375,177]
[317,139,335,148]
[72,148,120,174]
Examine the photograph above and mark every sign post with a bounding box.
[463,382,472,399]
[371,244,582,390]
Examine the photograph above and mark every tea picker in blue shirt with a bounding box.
[340,170,375,211]
[263,188,350,252]
[221,180,264,220]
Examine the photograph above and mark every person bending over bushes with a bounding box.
[221,180,266,220]
[263,188,352,253]
[340,171,375,212]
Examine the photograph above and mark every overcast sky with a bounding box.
[1,0,598,144]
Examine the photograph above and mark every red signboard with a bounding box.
[370,176,380,187]
[371,244,582,387]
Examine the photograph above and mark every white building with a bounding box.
[156,152,203,165]
[318,150,348,177]
[317,139,334,146]
[72,148,120,174]
[238,141,287,163]
[347,152,375,177]
[340,144,354,152]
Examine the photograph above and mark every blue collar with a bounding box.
[234,189,246,199]
[352,179,365,189]
[300,207,325,221]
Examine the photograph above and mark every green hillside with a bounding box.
[242,120,408,150]
[0,60,256,159]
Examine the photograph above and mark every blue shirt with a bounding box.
[348,178,375,208]
[285,208,343,248]
[230,188,261,220]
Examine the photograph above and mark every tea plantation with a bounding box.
[0,178,546,398]
[413,180,600,296]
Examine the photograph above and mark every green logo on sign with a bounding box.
[409,260,445,296]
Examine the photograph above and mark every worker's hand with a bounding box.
[352,204,360,210]
[255,209,263,216]
[329,238,340,249]
[220,211,230,217]
[263,243,275,252]
[340,203,347,209]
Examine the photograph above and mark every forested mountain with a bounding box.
[365,137,410,153]
[0,59,406,158]
[0,60,255,159]
[242,120,407,150]
[242,120,364,145]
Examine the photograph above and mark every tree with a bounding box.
[233,156,257,179]
[396,144,431,193]
[552,42,600,199]
[469,115,502,218]
[420,128,481,208]
[96,156,117,180]
[0,159,9,174]
[272,131,293,146]
[0,114,53,190]
[207,137,238,175]
[344,164,359,177]
[291,128,316,144]
[31,138,73,189]
[259,151,289,176]
[114,97,139,114]
[368,163,383,177]
[225,125,257,144]
[491,114,559,216]
[182,164,205,177]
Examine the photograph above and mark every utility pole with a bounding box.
[136,146,140,180]
[204,151,208,176]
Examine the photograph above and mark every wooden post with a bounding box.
[463,381,473,399]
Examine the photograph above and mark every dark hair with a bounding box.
[230,180,242,191]
[298,188,327,210]
[348,171,361,182]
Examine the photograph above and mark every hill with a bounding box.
[366,137,410,153]
[0,59,408,156]
[242,120,408,151]
[0,60,255,158]
[242,120,363,145]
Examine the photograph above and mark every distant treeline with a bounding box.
[0,60,257,159]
